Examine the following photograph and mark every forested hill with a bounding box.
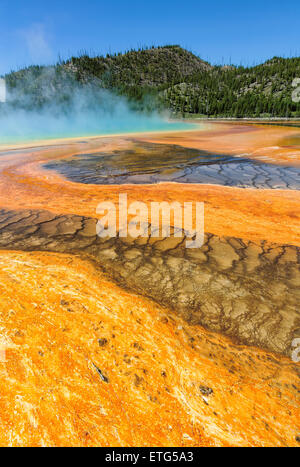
[3,45,300,118]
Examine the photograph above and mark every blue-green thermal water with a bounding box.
[0,85,199,145]
[0,109,197,145]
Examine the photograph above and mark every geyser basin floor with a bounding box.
[1,250,299,447]
[138,121,300,166]
[0,122,299,447]
[0,207,298,356]
[43,141,300,189]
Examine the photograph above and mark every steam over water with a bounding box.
[0,106,193,144]
[0,77,195,144]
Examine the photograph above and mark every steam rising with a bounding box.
[0,66,190,144]
[0,79,6,103]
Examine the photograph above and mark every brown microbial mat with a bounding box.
[43,141,300,189]
[0,208,299,356]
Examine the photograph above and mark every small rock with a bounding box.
[92,363,109,383]
[98,338,108,347]
[199,385,214,396]
[134,374,143,387]
[132,342,144,351]
[202,396,209,405]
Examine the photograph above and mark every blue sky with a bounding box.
[0,0,299,74]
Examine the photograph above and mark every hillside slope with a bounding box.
[2,46,300,118]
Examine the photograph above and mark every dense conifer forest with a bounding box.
[3,45,300,118]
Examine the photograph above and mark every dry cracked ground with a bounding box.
[0,208,299,356]
[44,141,300,188]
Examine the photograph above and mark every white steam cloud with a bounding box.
[0,66,189,144]
[21,23,53,63]
[0,79,6,103]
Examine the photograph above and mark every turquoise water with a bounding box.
[0,85,198,145]
[0,110,197,145]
